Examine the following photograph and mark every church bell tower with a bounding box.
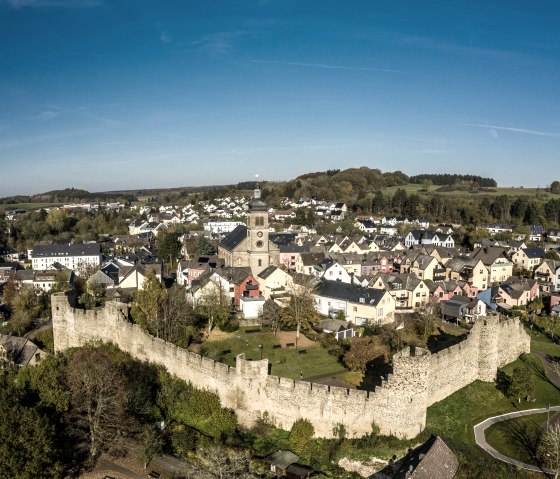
[247,184,269,276]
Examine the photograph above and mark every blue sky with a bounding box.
[1,0,559,196]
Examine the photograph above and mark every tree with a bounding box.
[281,276,320,349]
[260,299,281,334]
[508,362,534,403]
[66,345,130,461]
[141,424,164,469]
[158,232,181,267]
[343,337,386,373]
[196,236,216,255]
[197,444,254,479]
[538,423,560,479]
[131,271,166,337]
[415,297,441,340]
[0,372,64,479]
[551,181,560,195]
[197,280,232,335]
[288,418,314,456]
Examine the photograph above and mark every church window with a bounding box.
[255,216,264,227]
[258,259,262,267]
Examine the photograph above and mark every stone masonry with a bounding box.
[51,293,530,439]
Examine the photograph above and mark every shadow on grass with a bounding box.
[526,354,560,393]
[490,415,543,467]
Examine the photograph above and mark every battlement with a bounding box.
[51,293,530,440]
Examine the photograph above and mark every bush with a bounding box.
[289,419,314,455]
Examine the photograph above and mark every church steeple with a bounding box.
[247,175,269,275]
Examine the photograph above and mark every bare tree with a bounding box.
[197,280,232,336]
[281,275,320,349]
[66,345,129,462]
[197,445,256,479]
[538,423,560,479]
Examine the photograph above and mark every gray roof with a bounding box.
[264,450,299,469]
[219,225,247,252]
[393,435,458,479]
[32,243,101,258]
[315,279,386,305]
[0,335,44,367]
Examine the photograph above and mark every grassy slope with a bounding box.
[426,335,560,479]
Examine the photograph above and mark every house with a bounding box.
[512,247,544,272]
[370,273,429,310]
[263,450,313,479]
[321,261,354,284]
[314,279,396,326]
[547,229,560,243]
[0,335,47,369]
[278,244,309,271]
[529,225,543,242]
[295,252,326,276]
[177,255,223,287]
[356,219,377,234]
[479,223,516,235]
[320,318,359,340]
[441,296,486,323]
[534,259,560,292]
[481,277,540,310]
[410,255,446,282]
[257,265,294,302]
[445,257,488,290]
[119,262,163,290]
[404,230,454,249]
[31,243,102,274]
[0,262,22,282]
[388,435,458,479]
[470,246,513,285]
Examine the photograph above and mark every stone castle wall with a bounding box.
[51,293,530,440]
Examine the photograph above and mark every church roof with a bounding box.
[248,198,267,211]
[219,225,248,252]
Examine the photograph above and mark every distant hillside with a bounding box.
[0,188,136,205]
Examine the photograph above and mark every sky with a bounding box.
[0,0,559,196]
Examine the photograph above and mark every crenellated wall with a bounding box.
[51,293,530,440]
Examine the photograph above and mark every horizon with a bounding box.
[1,1,559,196]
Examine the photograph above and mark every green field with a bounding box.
[0,202,61,212]
[383,184,556,199]
[200,328,347,380]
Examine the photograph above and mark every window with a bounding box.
[258,259,262,267]
[353,306,357,312]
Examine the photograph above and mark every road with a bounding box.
[474,406,560,474]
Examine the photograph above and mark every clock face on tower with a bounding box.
[257,231,263,238]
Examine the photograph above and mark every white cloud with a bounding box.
[250,59,412,75]
[463,123,560,138]
[489,129,499,139]
[160,32,171,44]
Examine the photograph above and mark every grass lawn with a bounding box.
[199,328,346,380]
[426,352,560,479]
[485,413,548,465]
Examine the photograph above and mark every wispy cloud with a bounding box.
[191,31,248,54]
[378,31,532,64]
[250,59,413,75]
[160,31,172,44]
[27,105,122,126]
[1,0,100,8]
[489,129,499,139]
[29,110,61,121]
[463,123,560,138]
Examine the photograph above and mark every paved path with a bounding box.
[474,407,560,474]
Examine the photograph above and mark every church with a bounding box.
[218,186,279,277]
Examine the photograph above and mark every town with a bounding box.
[1,169,560,479]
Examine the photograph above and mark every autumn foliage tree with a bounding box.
[343,337,386,373]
